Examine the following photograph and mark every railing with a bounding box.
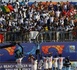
[0,30,77,43]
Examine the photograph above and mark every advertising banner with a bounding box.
[0,41,77,62]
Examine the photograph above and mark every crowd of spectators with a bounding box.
[0,0,77,32]
[0,0,77,42]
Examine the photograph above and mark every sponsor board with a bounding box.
[0,42,77,62]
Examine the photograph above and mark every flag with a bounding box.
[0,6,6,13]
[7,4,14,11]
[1,6,10,13]
[29,31,39,39]
[4,6,10,12]
[0,34,4,43]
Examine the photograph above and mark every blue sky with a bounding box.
[1,0,77,2]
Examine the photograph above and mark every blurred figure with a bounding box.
[48,52,53,70]
[53,55,59,70]
[38,56,43,70]
[28,54,37,70]
[43,56,48,70]
[32,58,38,70]
[16,56,25,70]
[58,54,65,70]
[63,56,71,70]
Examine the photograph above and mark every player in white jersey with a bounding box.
[53,55,59,70]
[16,56,24,70]
[32,59,38,70]
[48,53,53,70]
[38,56,43,70]
[43,56,48,70]
[28,54,38,70]
[28,54,35,70]
[58,54,65,70]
